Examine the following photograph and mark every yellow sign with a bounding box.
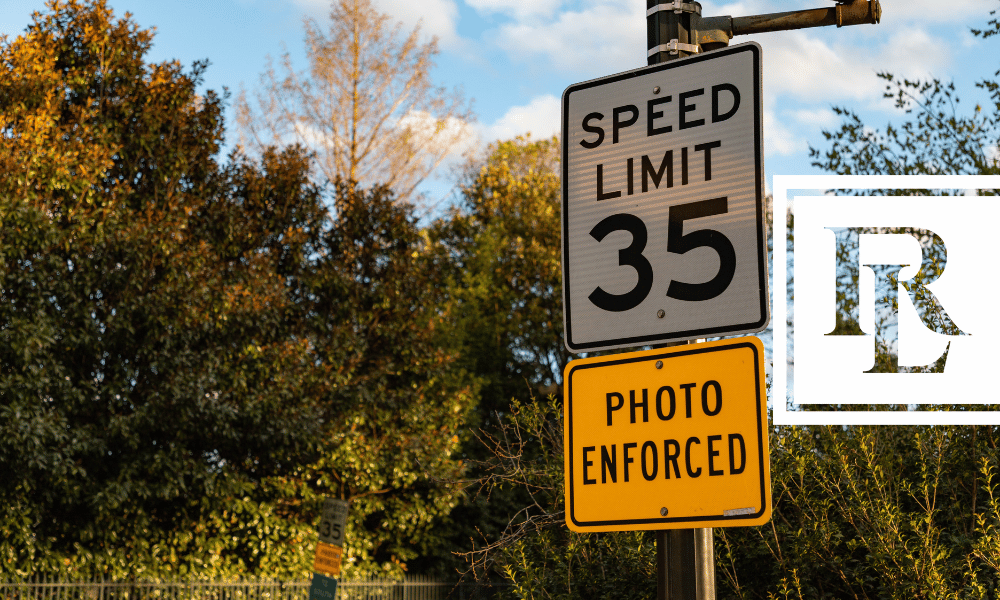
[313,541,343,578]
[563,337,770,532]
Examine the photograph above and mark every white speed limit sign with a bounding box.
[561,43,769,352]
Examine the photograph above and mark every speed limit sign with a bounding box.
[313,497,349,579]
[561,43,769,352]
[318,497,348,546]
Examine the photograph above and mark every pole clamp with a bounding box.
[646,1,702,16]
[647,39,701,56]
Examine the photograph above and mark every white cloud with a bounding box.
[491,1,645,75]
[789,108,839,129]
[477,0,992,80]
[482,0,958,92]
[960,28,980,48]
[398,110,478,156]
[291,121,337,152]
[699,0,771,18]
[466,0,564,19]
[881,0,986,22]
[420,93,560,210]
[481,94,561,141]
[464,0,989,177]
[765,107,845,160]
[986,144,1000,169]
[881,27,952,76]
[286,110,476,179]
[757,32,857,102]
[744,27,951,106]
[373,0,462,47]
[764,107,805,157]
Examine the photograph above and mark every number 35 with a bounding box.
[588,196,736,312]
[320,519,342,541]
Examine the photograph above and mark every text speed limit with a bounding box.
[562,43,769,352]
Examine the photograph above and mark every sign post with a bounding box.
[309,498,349,600]
[558,1,881,598]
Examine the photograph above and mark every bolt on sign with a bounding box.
[563,337,770,532]
[312,498,349,579]
[561,42,769,352]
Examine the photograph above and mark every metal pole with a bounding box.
[645,5,719,591]
[694,528,716,600]
[655,529,714,600]
[646,1,702,65]
[641,2,880,599]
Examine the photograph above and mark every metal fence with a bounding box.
[0,577,506,600]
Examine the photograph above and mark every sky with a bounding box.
[1,0,997,207]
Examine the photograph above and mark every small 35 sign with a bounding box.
[312,498,349,579]
[318,498,348,546]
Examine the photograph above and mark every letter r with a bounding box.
[827,227,967,373]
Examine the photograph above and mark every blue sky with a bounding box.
[2,0,997,207]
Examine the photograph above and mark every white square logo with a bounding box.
[773,175,1000,425]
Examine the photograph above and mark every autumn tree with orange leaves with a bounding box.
[0,0,473,579]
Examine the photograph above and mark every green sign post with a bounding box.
[308,498,349,600]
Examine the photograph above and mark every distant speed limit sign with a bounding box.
[561,43,769,352]
[318,497,348,546]
[313,498,349,578]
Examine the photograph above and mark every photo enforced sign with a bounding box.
[563,338,771,532]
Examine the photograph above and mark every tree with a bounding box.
[294,181,477,578]
[418,136,573,584]
[464,404,1000,599]
[235,0,473,203]
[715,421,1000,599]
[0,0,482,580]
[459,397,660,600]
[430,136,567,427]
[0,0,329,578]
[808,6,999,374]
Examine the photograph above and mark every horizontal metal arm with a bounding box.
[732,1,881,36]
[690,0,881,51]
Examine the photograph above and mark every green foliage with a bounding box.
[806,4,998,375]
[425,136,568,579]
[473,399,1000,599]
[0,0,328,578]
[430,136,567,423]
[0,0,474,580]
[808,2,998,178]
[295,182,476,578]
[808,66,999,177]
[717,423,1000,600]
[463,398,657,600]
